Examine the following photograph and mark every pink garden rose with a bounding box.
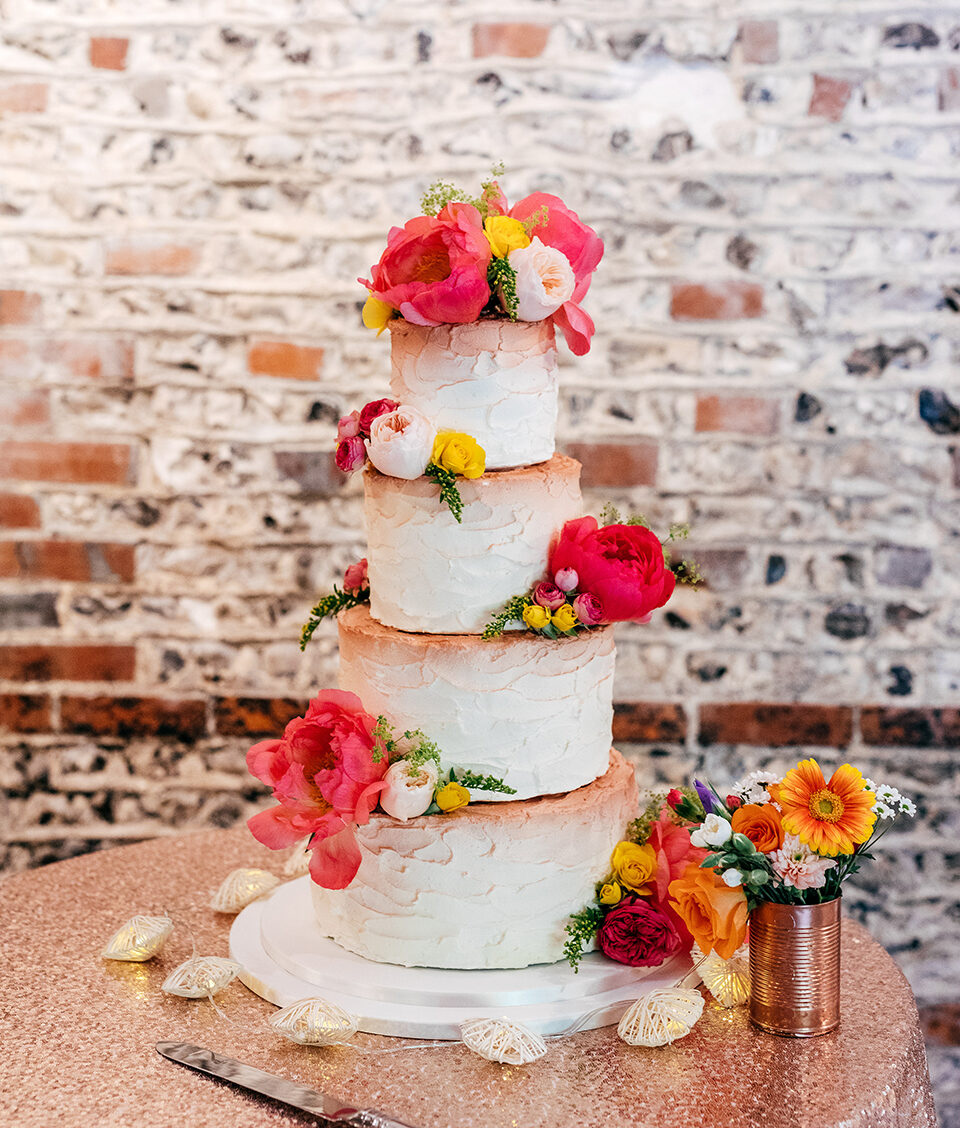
[597,898,682,967]
[246,689,389,889]
[358,398,399,436]
[335,436,366,473]
[360,202,491,327]
[549,517,675,623]
[337,410,361,441]
[533,581,566,610]
[572,591,604,626]
[342,557,368,595]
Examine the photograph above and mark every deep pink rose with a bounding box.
[358,398,399,436]
[335,436,366,473]
[337,410,361,440]
[342,557,368,595]
[597,898,682,967]
[549,517,675,623]
[572,591,603,626]
[360,203,491,327]
[533,581,565,610]
[246,689,389,889]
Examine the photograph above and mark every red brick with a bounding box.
[695,395,780,435]
[248,341,325,381]
[89,36,128,70]
[861,707,960,748]
[214,696,310,737]
[809,74,853,121]
[61,695,206,739]
[563,440,658,488]
[0,693,50,734]
[0,388,50,427]
[613,702,687,743]
[0,337,135,382]
[0,291,42,326]
[472,22,550,58]
[920,1004,960,1047]
[939,68,960,112]
[670,282,763,321]
[698,703,854,748]
[0,645,135,682]
[0,493,40,529]
[0,83,48,113]
[0,442,134,485]
[0,541,134,582]
[105,241,199,276]
[739,20,779,63]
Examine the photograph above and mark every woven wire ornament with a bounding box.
[691,941,750,1008]
[269,998,359,1046]
[161,956,241,998]
[617,987,705,1047]
[102,915,174,962]
[210,868,280,913]
[459,1018,547,1065]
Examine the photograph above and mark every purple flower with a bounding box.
[694,779,717,815]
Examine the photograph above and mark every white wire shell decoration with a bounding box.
[617,987,705,1047]
[459,1018,548,1065]
[161,956,241,998]
[692,941,750,1008]
[269,997,359,1046]
[210,868,280,913]
[102,915,174,962]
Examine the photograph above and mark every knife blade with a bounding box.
[156,1041,418,1128]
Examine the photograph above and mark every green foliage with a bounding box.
[599,502,621,526]
[450,768,516,795]
[424,462,464,523]
[666,522,690,542]
[563,904,606,971]
[627,792,668,844]
[482,594,531,639]
[402,729,443,770]
[421,163,506,219]
[521,204,549,235]
[487,257,519,320]
[626,514,651,528]
[672,557,703,588]
[300,586,369,650]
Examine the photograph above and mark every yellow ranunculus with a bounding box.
[611,841,657,895]
[431,432,485,479]
[362,294,394,335]
[552,603,578,633]
[484,215,530,259]
[599,881,623,906]
[522,603,552,631]
[435,781,470,813]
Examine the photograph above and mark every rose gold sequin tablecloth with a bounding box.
[0,828,937,1128]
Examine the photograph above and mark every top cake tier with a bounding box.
[388,319,558,470]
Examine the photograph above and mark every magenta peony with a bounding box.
[335,436,366,473]
[597,898,682,967]
[549,517,675,623]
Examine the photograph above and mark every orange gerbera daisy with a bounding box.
[777,758,876,856]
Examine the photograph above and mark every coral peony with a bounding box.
[549,516,675,623]
[646,809,708,904]
[731,802,785,853]
[361,203,491,327]
[668,862,748,960]
[597,899,682,967]
[366,406,435,480]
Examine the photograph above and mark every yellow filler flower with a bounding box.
[777,758,876,856]
[484,215,530,258]
[435,781,470,813]
[432,432,485,479]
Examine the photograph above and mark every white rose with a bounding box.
[690,813,733,850]
[379,759,439,822]
[722,868,743,887]
[365,405,435,480]
[508,237,575,322]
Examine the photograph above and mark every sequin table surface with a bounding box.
[0,828,937,1128]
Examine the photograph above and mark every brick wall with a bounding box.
[1,0,958,1023]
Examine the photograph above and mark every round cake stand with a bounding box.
[230,877,693,1039]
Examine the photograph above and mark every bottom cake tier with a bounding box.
[311,750,638,970]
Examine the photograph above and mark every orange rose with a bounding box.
[731,803,785,853]
[668,863,748,959]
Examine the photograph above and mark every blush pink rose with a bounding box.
[360,202,491,327]
[335,436,366,473]
[365,405,435,480]
[342,558,368,595]
[358,398,399,435]
[549,517,676,623]
[597,898,682,967]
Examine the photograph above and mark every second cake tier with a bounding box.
[337,604,614,801]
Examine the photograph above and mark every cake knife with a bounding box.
[156,1041,418,1127]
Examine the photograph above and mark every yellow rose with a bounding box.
[484,215,530,259]
[599,881,623,906]
[435,781,470,813]
[611,841,657,895]
[362,294,393,335]
[522,603,552,631]
[431,432,486,479]
[552,603,578,632]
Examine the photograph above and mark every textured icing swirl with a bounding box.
[338,605,615,800]
[389,320,558,470]
[364,454,581,634]
[311,751,639,969]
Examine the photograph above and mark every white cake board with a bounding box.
[230,877,693,1040]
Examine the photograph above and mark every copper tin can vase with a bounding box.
[749,897,841,1037]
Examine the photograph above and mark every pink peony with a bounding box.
[358,398,399,436]
[360,203,491,327]
[246,690,389,889]
[337,410,361,441]
[572,591,604,626]
[342,558,368,595]
[549,517,675,623]
[533,581,566,610]
[597,898,682,967]
[335,436,366,473]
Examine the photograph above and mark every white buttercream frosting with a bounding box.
[338,605,615,800]
[364,454,581,634]
[311,751,639,969]
[389,319,558,470]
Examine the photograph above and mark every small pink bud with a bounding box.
[337,410,361,440]
[343,558,369,595]
[533,581,565,610]
[335,436,366,473]
[572,591,604,626]
[554,568,578,592]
